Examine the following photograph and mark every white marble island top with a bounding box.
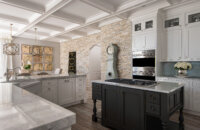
[0,83,76,130]
[0,74,86,83]
[92,80,184,93]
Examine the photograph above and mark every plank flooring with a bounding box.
[67,98,200,130]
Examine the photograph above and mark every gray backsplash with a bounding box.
[161,62,200,77]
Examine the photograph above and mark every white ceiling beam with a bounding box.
[36,23,64,32]
[14,0,72,36]
[56,35,72,40]
[52,11,85,24]
[80,0,115,14]
[0,13,28,24]
[0,0,44,13]
[44,0,156,40]
[26,30,49,36]
[88,24,100,30]
[72,30,87,36]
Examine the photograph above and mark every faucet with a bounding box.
[5,67,21,81]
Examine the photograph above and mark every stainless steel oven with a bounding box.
[132,50,155,80]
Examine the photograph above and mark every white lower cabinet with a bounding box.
[157,77,200,114]
[41,76,86,106]
[76,77,86,101]
[191,80,200,113]
[42,79,58,104]
[58,78,76,106]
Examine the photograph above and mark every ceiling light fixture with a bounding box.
[3,24,19,55]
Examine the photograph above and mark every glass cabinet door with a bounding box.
[135,23,142,31]
[188,13,200,23]
[165,18,179,28]
[145,20,153,29]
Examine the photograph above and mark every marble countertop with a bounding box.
[92,80,184,93]
[0,83,76,130]
[0,74,86,83]
[157,75,200,80]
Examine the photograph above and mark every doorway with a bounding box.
[89,44,101,82]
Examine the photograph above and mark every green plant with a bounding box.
[24,64,31,70]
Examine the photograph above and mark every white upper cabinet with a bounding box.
[166,27,182,61]
[132,34,146,50]
[161,6,200,61]
[185,10,200,61]
[132,14,156,51]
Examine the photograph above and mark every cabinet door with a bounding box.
[42,79,58,103]
[145,31,156,50]
[191,80,200,113]
[176,79,192,110]
[25,83,42,97]
[58,78,76,106]
[187,24,200,60]
[102,85,121,129]
[166,28,182,61]
[120,88,144,130]
[76,77,86,101]
[157,77,192,110]
[132,34,145,50]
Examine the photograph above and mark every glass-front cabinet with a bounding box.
[133,18,155,33]
[165,18,179,28]
[188,13,200,23]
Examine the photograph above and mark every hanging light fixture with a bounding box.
[3,24,19,55]
[32,27,41,56]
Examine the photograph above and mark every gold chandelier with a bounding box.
[3,24,19,55]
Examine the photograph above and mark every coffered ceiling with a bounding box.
[0,0,194,43]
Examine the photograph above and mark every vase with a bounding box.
[178,69,187,77]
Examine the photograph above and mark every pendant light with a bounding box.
[3,24,19,55]
[32,27,41,56]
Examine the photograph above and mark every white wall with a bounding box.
[12,37,60,71]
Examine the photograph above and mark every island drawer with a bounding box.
[146,92,160,105]
[146,103,160,116]
[92,83,102,100]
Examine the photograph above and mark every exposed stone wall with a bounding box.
[60,20,132,91]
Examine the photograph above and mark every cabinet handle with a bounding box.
[65,79,69,82]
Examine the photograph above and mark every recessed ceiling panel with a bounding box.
[59,0,108,19]
[25,0,51,7]
[42,16,77,29]
[0,3,40,20]
[101,0,135,7]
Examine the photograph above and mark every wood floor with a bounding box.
[67,98,200,130]
[67,88,200,130]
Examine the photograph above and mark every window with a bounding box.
[21,44,53,71]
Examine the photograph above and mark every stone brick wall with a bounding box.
[60,20,132,93]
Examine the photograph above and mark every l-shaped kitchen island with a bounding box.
[0,74,86,130]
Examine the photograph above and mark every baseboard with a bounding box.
[183,109,200,117]
[61,100,85,108]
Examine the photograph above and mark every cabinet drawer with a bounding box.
[42,79,57,87]
[146,92,160,105]
[92,83,102,100]
[146,103,160,116]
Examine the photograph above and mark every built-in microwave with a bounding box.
[132,50,155,80]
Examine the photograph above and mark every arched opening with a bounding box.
[89,44,101,83]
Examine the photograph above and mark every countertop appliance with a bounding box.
[132,50,155,80]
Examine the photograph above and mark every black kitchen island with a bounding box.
[92,79,184,130]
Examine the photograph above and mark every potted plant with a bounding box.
[23,61,32,74]
[174,62,192,77]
